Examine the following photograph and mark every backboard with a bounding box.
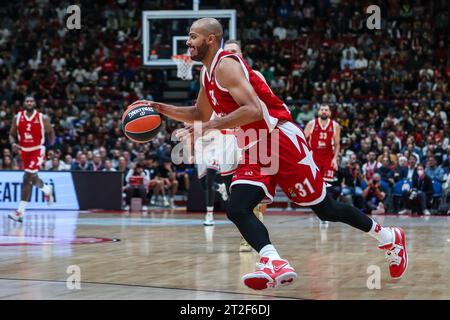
[142,10,237,67]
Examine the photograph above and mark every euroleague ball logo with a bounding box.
[128,106,155,118]
[122,101,162,143]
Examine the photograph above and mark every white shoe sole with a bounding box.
[242,271,297,290]
[390,228,408,280]
[275,271,298,288]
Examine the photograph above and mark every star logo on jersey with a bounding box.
[280,123,319,179]
[298,143,319,179]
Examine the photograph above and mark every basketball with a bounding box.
[121,100,162,143]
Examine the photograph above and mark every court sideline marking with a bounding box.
[0,277,305,300]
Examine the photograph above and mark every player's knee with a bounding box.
[227,198,251,223]
[311,194,342,222]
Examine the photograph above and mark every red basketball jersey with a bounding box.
[16,110,45,151]
[309,118,336,157]
[201,49,292,147]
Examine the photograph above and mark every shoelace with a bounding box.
[385,244,402,266]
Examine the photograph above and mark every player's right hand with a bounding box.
[148,101,164,113]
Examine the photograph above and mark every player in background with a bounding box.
[150,18,408,290]
[304,104,341,184]
[223,39,266,252]
[304,104,341,226]
[194,125,231,226]
[9,96,55,222]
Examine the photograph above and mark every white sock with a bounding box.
[368,219,393,245]
[206,206,214,214]
[40,184,51,195]
[259,244,281,260]
[17,201,28,214]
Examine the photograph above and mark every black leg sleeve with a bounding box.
[227,184,271,252]
[310,191,373,232]
[221,174,233,197]
[200,168,217,207]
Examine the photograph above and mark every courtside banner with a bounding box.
[0,171,79,210]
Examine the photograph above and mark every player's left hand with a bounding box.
[331,158,338,171]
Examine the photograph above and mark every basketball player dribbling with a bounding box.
[178,39,266,249]
[8,96,55,223]
[148,18,408,290]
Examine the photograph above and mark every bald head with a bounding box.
[187,18,224,62]
[191,18,223,44]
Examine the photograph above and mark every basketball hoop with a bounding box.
[172,54,194,80]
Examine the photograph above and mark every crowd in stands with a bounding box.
[0,0,449,213]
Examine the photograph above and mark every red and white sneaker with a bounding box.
[378,227,408,280]
[44,185,54,206]
[242,257,297,290]
[8,211,23,223]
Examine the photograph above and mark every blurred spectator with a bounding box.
[393,156,409,182]
[362,152,381,181]
[145,157,168,206]
[159,160,179,208]
[363,173,386,215]
[71,154,94,171]
[102,159,116,172]
[48,157,67,171]
[377,146,398,166]
[92,153,104,171]
[64,154,74,170]
[406,154,419,180]
[399,164,433,215]
[376,157,395,187]
[0,155,18,170]
[442,147,450,174]
[124,163,149,211]
[340,153,364,209]
[425,156,445,182]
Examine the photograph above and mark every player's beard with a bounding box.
[191,40,208,62]
[25,104,35,112]
[320,114,329,120]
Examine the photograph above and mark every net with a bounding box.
[172,54,194,80]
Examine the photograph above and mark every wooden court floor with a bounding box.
[0,209,449,300]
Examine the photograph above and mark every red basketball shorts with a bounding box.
[313,153,335,182]
[20,146,45,173]
[231,121,326,206]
